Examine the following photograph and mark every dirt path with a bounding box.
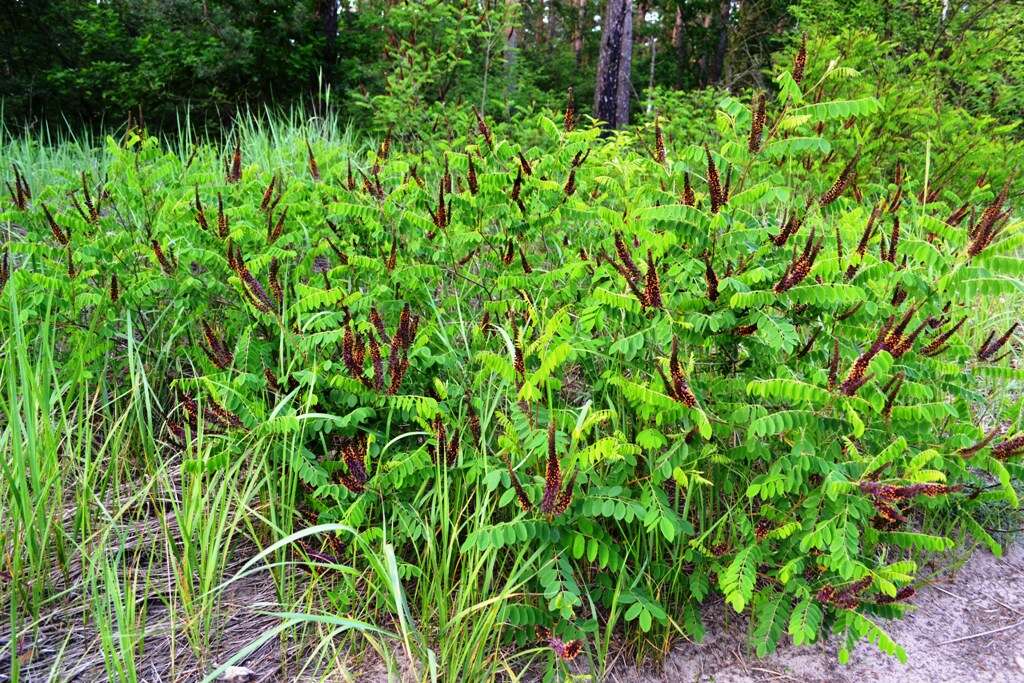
[610,543,1024,683]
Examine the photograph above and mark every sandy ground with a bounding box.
[6,538,1022,681]
[610,542,1024,683]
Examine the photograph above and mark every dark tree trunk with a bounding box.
[672,6,691,88]
[709,0,730,85]
[319,0,338,85]
[594,0,634,129]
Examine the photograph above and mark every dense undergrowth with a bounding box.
[2,47,1024,681]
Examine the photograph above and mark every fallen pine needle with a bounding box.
[937,619,1024,645]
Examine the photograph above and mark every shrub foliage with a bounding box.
[2,53,1022,669]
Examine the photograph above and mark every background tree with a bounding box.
[0,0,1021,136]
[594,0,634,128]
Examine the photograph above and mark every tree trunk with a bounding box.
[319,0,338,86]
[646,35,656,115]
[594,0,634,130]
[709,0,730,85]
[573,0,586,66]
[672,6,691,88]
[505,0,520,99]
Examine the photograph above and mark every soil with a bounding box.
[610,542,1024,683]
[7,530,1022,682]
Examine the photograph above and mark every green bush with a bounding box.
[2,49,1022,677]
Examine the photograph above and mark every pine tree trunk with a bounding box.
[709,0,730,85]
[505,0,520,98]
[573,0,586,65]
[320,0,338,85]
[672,6,691,88]
[594,0,634,129]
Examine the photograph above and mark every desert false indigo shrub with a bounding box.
[2,47,1023,676]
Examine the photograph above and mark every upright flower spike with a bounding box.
[517,151,533,177]
[81,172,99,222]
[465,389,481,442]
[6,164,31,210]
[227,141,242,183]
[472,105,493,147]
[268,208,287,244]
[703,254,719,302]
[379,125,393,162]
[643,249,663,309]
[194,187,210,232]
[514,336,526,383]
[43,204,70,246]
[774,226,822,293]
[386,349,409,395]
[385,239,397,272]
[203,394,245,430]
[888,164,905,213]
[268,258,283,306]
[518,245,532,274]
[605,233,657,309]
[228,243,275,314]
[199,320,233,369]
[563,167,577,197]
[881,305,917,351]
[704,145,724,214]
[885,216,901,263]
[748,92,766,153]
[505,455,533,512]
[977,322,1019,361]
[430,416,460,467]
[921,317,965,357]
[793,34,807,84]
[368,333,384,391]
[839,317,894,395]
[16,165,31,202]
[846,203,881,280]
[561,86,578,132]
[796,328,821,359]
[342,324,369,385]
[960,426,1003,458]
[992,434,1024,460]
[370,307,389,344]
[820,153,859,206]
[968,177,1013,257]
[614,232,640,281]
[682,172,695,206]
[151,239,176,275]
[882,372,904,418]
[427,176,447,230]
[217,193,229,238]
[346,158,356,191]
[827,338,840,389]
[511,165,523,201]
[467,152,479,195]
[539,420,575,516]
[0,249,10,296]
[653,117,666,165]
[259,176,276,212]
[336,434,369,494]
[667,337,698,407]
